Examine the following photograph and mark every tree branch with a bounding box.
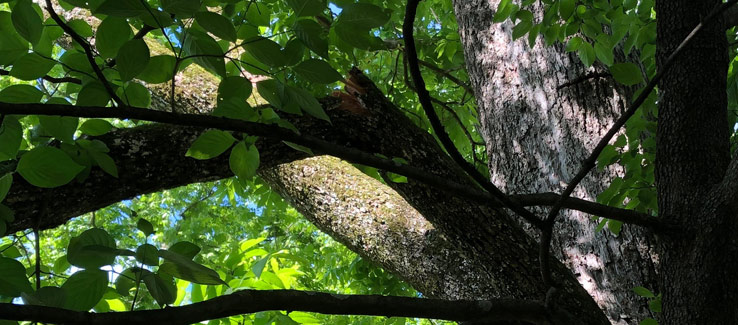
[0,103,664,230]
[0,69,81,84]
[0,289,568,324]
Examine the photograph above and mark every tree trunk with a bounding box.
[453,0,657,322]
[654,1,738,323]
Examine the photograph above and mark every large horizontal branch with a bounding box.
[0,289,568,325]
[0,102,664,229]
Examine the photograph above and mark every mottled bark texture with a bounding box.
[452,0,657,323]
[654,1,738,323]
[260,157,481,299]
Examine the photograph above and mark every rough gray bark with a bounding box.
[261,157,484,299]
[654,1,738,323]
[452,0,658,323]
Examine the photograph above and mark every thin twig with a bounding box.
[0,69,81,84]
[417,59,474,95]
[44,0,123,106]
[556,72,611,90]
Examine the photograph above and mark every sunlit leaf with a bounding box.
[186,130,236,160]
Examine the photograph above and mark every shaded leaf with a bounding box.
[17,147,85,188]
[117,39,150,82]
[294,59,342,84]
[229,141,259,180]
[158,250,226,285]
[61,270,108,311]
[66,228,117,269]
[0,257,33,297]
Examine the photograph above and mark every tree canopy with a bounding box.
[0,0,737,323]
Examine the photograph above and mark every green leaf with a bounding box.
[512,19,532,40]
[9,53,56,80]
[251,254,271,278]
[143,272,176,306]
[161,0,200,17]
[90,151,118,177]
[565,36,583,52]
[256,79,288,112]
[17,147,85,188]
[577,42,595,67]
[94,0,147,17]
[218,76,252,102]
[633,286,655,298]
[136,244,159,266]
[286,0,325,17]
[242,37,286,67]
[139,8,175,28]
[169,241,201,259]
[77,82,111,107]
[648,298,661,313]
[67,19,93,38]
[183,31,226,77]
[117,82,151,108]
[0,173,11,202]
[288,87,330,122]
[0,257,33,297]
[21,286,66,308]
[640,318,658,325]
[283,39,305,66]
[0,204,14,223]
[559,0,576,20]
[195,12,237,42]
[607,219,623,235]
[239,237,265,252]
[79,119,113,136]
[229,141,259,180]
[137,55,177,84]
[158,250,226,285]
[0,116,22,161]
[333,22,384,51]
[337,3,390,29]
[289,311,322,324]
[493,0,514,23]
[294,59,342,84]
[0,85,43,103]
[11,0,43,45]
[96,17,133,59]
[213,98,257,121]
[136,218,155,236]
[610,63,644,86]
[0,12,29,65]
[293,20,329,59]
[66,228,117,269]
[114,268,140,296]
[61,270,108,311]
[245,4,270,27]
[594,39,614,66]
[116,39,150,82]
[186,130,236,160]
[39,116,79,143]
